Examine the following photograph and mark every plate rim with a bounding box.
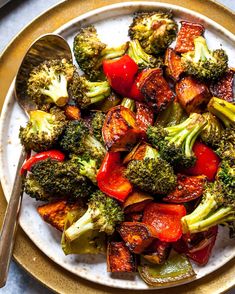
[0,0,235,293]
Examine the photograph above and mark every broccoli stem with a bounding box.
[41,74,68,106]
[193,37,215,62]
[121,98,136,111]
[187,207,233,233]
[84,135,106,159]
[208,97,235,128]
[65,208,94,242]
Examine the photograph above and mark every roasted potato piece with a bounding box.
[175,21,205,53]
[123,190,154,213]
[164,48,184,81]
[102,105,140,151]
[176,76,211,113]
[135,102,154,138]
[107,241,137,272]
[139,68,174,113]
[163,174,207,203]
[37,200,80,231]
[143,239,171,264]
[210,68,235,102]
[64,105,81,120]
[118,222,156,254]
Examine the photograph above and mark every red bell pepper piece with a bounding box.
[173,226,218,265]
[20,150,65,175]
[183,141,220,181]
[97,152,132,202]
[103,55,138,97]
[143,203,186,242]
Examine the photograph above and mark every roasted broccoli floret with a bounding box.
[128,11,177,55]
[208,97,235,128]
[64,190,124,242]
[27,58,74,107]
[125,144,176,195]
[216,128,235,160]
[24,174,50,201]
[200,112,223,147]
[31,158,94,200]
[181,37,228,81]
[70,153,99,184]
[181,158,235,233]
[127,39,162,69]
[19,107,67,152]
[73,25,127,80]
[69,72,110,108]
[91,111,106,142]
[147,113,207,168]
[60,120,106,161]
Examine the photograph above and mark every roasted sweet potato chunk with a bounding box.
[64,105,81,120]
[143,239,171,264]
[37,200,80,231]
[107,241,137,272]
[164,48,184,81]
[135,102,154,138]
[125,212,143,222]
[123,190,153,213]
[102,105,140,151]
[210,69,235,102]
[139,68,174,113]
[118,222,157,254]
[163,174,207,203]
[176,76,211,113]
[175,21,205,53]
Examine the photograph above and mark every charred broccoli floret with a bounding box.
[27,58,74,107]
[200,112,223,147]
[19,107,67,152]
[181,37,228,81]
[31,158,94,200]
[24,174,50,201]
[127,39,162,69]
[73,25,127,80]
[91,111,106,142]
[60,120,106,161]
[125,144,176,195]
[208,97,235,128]
[147,113,207,168]
[216,128,235,160]
[128,11,177,55]
[70,153,99,184]
[181,158,235,233]
[69,72,110,109]
[64,190,124,241]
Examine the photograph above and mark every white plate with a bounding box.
[0,2,235,290]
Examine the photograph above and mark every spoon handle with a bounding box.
[0,150,26,288]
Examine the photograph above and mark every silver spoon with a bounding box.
[0,34,72,287]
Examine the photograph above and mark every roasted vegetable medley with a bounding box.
[19,11,235,286]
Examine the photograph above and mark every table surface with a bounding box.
[0,0,234,293]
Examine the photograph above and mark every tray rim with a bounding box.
[0,0,234,293]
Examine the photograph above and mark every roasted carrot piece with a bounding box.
[118,222,157,254]
[210,69,235,102]
[123,190,153,213]
[37,200,80,231]
[139,68,174,113]
[107,241,137,272]
[143,239,171,264]
[176,76,211,113]
[163,174,207,203]
[64,105,81,120]
[135,102,154,138]
[164,48,184,81]
[175,21,205,53]
[102,105,140,151]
